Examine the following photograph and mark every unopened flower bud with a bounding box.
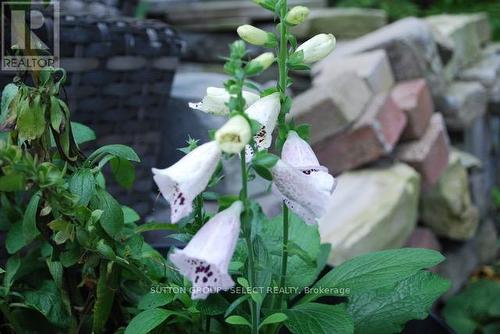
[215,115,251,154]
[285,6,310,26]
[295,33,336,64]
[237,25,276,46]
[246,52,275,75]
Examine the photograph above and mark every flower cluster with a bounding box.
[152,4,336,300]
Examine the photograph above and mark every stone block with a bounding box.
[395,113,450,189]
[458,50,500,104]
[391,79,434,140]
[313,18,446,99]
[314,93,407,174]
[438,81,487,130]
[438,220,498,299]
[291,8,387,40]
[420,152,479,240]
[319,163,420,265]
[313,49,395,95]
[290,71,373,144]
[404,227,442,252]
[426,14,483,80]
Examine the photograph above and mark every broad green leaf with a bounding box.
[88,144,140,165]
[301,248,445,304]
[110,157,135,189]
[225,315,251,327]
[6,222,26,254]
[90,189,124,238]
[0,172,25,191]
[125,308,178,334]
[49,96,63,132]
[22,192,41,244]
[69,168,95,206]
[285,303,354,334]
[259,313,288,328]
[123,206,140,224]
[224,294,251,318]
[17,97,46,140]
[3,254,21,290]
[0,83,18,122]
[23,280,71,329]
[138,290,175,310]
[93,263,119,334]
[443,279,500,334]
[261,212,321,295]
[135,222,178,233]
[71,122,95,144]
[196,294,229,316]
[348,271,450,334]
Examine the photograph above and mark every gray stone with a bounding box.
[420,152,479,240]
[319,163,420,265]
[313,49,394,95]
[291,8,387,40]
[458,51,500,104]
[290,71,373,144]
[426,14,486,80]
[438,81,487,130]
[313,18,446,99]
[106,57,147,71]
[438,220,498,299]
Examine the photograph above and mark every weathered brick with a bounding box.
[314,93,407,174]
[313,49,395,95]
[391,79,434,140]
[395,113,450,189]
[290,71,373,144]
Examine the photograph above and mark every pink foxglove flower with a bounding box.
[152,141,221,223]
[189,87,259,116]
[272,131,335,225]
[169,201,243,300]
[245,92,281,151]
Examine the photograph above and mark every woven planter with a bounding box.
[0,12,183,215]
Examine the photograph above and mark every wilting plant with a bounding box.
[0,0,450,333]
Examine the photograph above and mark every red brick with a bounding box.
[395,113,450,189]
[391,79,434,140]
[404,227,442,252]
[314,93,407,174]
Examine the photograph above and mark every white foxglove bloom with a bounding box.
[189,87,259,116]
[245,92,281,150]
[285,6,310,26]
[215,115,252,154]
[152,141,221,223]
[169,201,243,300]
[272,131,336,225]
[295,33,336,64]
[246,52,275,74]
[237,25,276,46]
[281,131,335,194]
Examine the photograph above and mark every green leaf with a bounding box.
[138,290,175,310]
[259,313,288,328]
[443,279,500,334]
[125,308,178,334]
[3,254,21,290]
[301,248,446,304]
[1,83,18,122]
[6,222,26,254]
[17,97,46,140]
[123,206,140,224]
[253,151,279,169]
[90,189,124,238]
[348,271,450,334]
[110,157,135,189]
[22,192,41,244]
[224,294,251,318]
[88,144,140,165]
[49,96,63,132]
[196,294,229,316]
[23,280,71,329]
[71,122,95,144]
[261,212,321,295]
[92,263,119,334]
[225,315,251,327]
[285,303,354,334]
[69,168,95,206]
[135,222,178,233]
[0,172,25,192]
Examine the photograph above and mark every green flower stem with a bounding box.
[277,0,290,312]
[240,150,259,334]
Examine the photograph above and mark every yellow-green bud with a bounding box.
[285,6,310,26]
[246,52,275,75]
[295,33,336,64]
[237,25,276,46]
[215,115,251,154]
